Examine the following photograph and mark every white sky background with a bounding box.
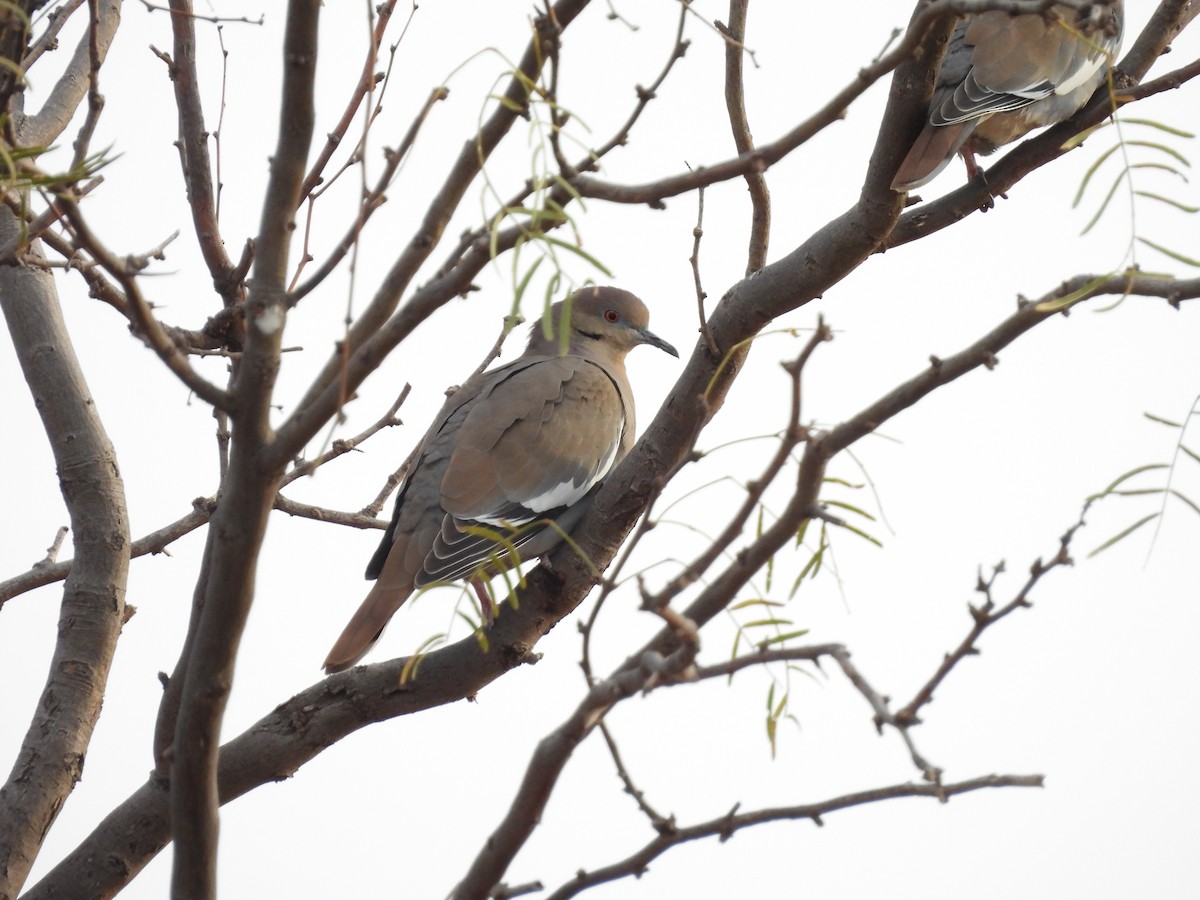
[2,1,1199,897]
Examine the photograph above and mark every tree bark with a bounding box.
[0,212,130,900]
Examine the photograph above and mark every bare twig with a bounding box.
[894,513,1089,728]
[54,195,234,410]
[688,183,719,356]
[33,527,71,568]
[452,609,702,899]
[23,0,87,70]
[543,774,1043,899]
[719,0,770,274]
[289,85,449,302]
[165,0,239,301]
[283,385,411,485]
[297,0,405,204]
[273,494,389,530]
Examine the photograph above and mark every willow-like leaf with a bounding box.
[831,520,882,547]
[399,632,447,685]
[1079,168,1127,234]
[1090,463,1169,500]
[1072,143,1122,207]
[540,234,613,276]
[741,618,794,629]
[1137,236,1200,267]
[730,598,785,611]
[1145,412,1184,428]
[823,499,876,522]
[1034,272,1114,312]
[1133,191,1199,213]
[757,629,810,648]
[1120,139,1192,168]
[513,253,544,307]
[1117,117,1196,139]
[1087,513,1159,558]
[1167,488,1200,519]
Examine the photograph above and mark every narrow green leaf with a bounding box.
[513,255,544,307]
[830,520,882,547]
[795,518,809,547]
[823,499,877,521]
[1092,463,1169,498]
[1133,191,1200,214]
[1073,143,1121,207]
[1118,117,1196,139]
[1167,488,1200,519]
[1087,513,1160,558]
[730,598,786,611]
[1121,139,1192,167]
[1137,236,1200,267]
[758,629,811,647]
[742,617,794,629]
[1145,412,1184,428]
[489,93,525,113]
[399,633,447,685]
[540,234,613,275]
[1079,168,1128,235]
[1035,272,1115,312]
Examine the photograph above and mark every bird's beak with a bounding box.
[638,327,679,358]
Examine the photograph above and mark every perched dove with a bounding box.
[891,1,1123,192]
[323,286,679,673]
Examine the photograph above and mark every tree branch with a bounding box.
[165,0,240,300]
[0,210,129,899]
[16,0,120,149]
[164,2,319,896]
[543,774,1043,899]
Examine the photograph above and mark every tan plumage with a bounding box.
[323,287,678,673]
[892,1,1123,192]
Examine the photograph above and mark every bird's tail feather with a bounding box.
[323,577,414,674]
[891,122,973,192]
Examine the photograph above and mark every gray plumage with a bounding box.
[892,1,1123,191]
[323,286,678,673]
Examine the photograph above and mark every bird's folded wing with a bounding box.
[421,356,627,583]
[934,12,1093,125]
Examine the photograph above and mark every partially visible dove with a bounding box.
[323,286,678,673]
[892,1,1123,192]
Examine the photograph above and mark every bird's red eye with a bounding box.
[604,308,620,323]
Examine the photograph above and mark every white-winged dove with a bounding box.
[323,286,679,673]
[891,1,1123,192]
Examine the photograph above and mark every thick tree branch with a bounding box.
[16,0,121,149]
[0,212,129,899]
[164,2,319,897]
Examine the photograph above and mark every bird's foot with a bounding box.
[470,577,496,627]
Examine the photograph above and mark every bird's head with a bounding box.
[532,286,679,360]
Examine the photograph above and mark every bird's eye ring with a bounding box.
[603,308,620,323]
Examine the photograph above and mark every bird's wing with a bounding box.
[420,356,628,584]
[932,10,1103,125]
